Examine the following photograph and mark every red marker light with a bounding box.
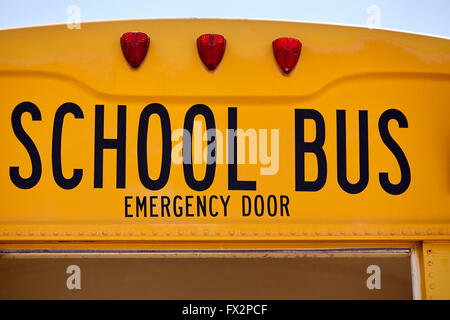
[197,34,226,71]
[272,37,302,75]
[120,32,150,69]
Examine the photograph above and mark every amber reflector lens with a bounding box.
[272,37,302,75]
[197,34,226,71]
[120,32,150,69]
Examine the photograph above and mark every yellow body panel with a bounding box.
[0,19,448,241]
[422,242,450,299]
[0,19,449,299]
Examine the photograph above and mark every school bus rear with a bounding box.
[0,19,449,300]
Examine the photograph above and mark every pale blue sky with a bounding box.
[0,0,449,38]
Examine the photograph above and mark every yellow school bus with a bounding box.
[0,18,449,300]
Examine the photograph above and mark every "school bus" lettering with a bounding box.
[9,102,410,195]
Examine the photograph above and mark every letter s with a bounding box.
[378,109,411,195]
[10,102,42,189]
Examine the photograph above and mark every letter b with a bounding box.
[295,109,327,191]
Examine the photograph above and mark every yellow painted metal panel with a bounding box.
[422,242,450,300]
[0,19,449,241]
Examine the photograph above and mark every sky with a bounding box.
[0,0,449,38]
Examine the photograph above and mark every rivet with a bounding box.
[65,231,72,236]
[152,230,158,236]
[429,283,435,290]
[16,230,22,236]
[240,230,246,236]
[228,230,235,236]
[2,230,9,236]
[177,230,184,235]
[203,230,209,236]
[115,231,121,236]
[427,249,432,255]
[265,230,271,236]
[140,231,146,236]
[40,231,46,236]
[53,231,59,236]
[91,231,97,236]
[377,230,383,236]
[427,260,433,266]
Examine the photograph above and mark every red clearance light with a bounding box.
[197,34,226,71]
[120,32,150,69]
[272,37,302,75]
